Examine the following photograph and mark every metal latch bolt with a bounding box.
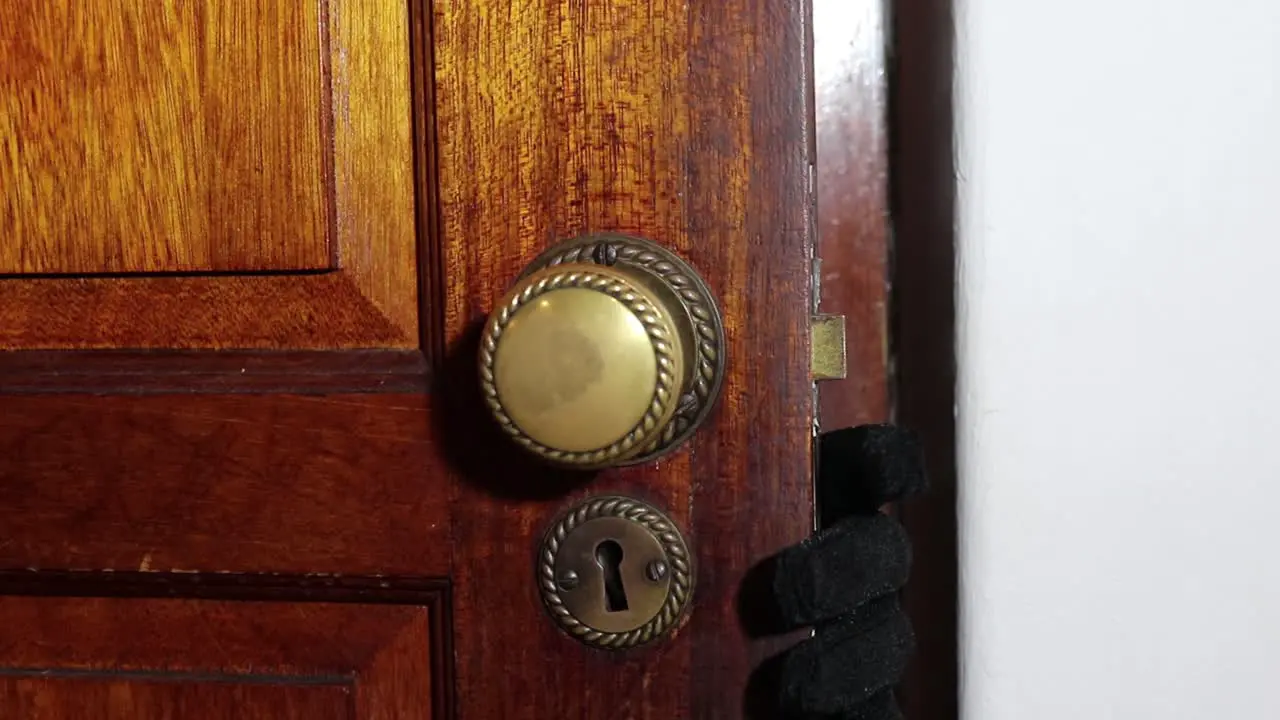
[811,314,848,380]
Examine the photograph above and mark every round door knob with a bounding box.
[479,234,726,469]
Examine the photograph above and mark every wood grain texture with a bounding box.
[353,611,433,720]
[0,1,819,717]
[0,570,456,718]
[0,350,428,394]
[0,274,414,350]
[0,594,434,719]
[0,395,450,576]
[0,597,409,673]
[0,0,332,274]
[328,0,420,346]
[811,3,958,716]
[0,570,449,604]
[0,1,420,350]
[814,0,891,429]
[814,4,957,717]
[892,0,959,717]
[0,680,351,720]
[434,1,814,717]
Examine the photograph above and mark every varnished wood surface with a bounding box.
[892,0,959,717]
[326,0,420,348]
[0,681,351,720]
[0,395,450,576]
[0,0,331,274]
[0,0,819,717]
[0,597,415,672]
[0,350,428,394]
[813,1,957,715]
[435,1,814,717]
[0,570,449,604]
[0,2,419,350]
[0,594,435,719]
[814,0,891,429]
[0,274,415,350]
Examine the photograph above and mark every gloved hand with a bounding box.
[766,424,928,719]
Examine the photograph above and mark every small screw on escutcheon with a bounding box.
[557,570,580,591]
[645,559,668,582]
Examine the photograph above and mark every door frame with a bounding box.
[890,0,958,717]
[814,0,958,717]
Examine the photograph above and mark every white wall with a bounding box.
[956,0,1280,717]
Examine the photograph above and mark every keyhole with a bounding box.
[594,540,629,612]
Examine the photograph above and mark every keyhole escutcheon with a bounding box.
[539,497,695,649]
[595,539,629,612]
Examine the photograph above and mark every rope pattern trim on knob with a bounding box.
[537,236,723,453]
[479,268,679,467]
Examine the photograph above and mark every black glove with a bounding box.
[761,424,928,719]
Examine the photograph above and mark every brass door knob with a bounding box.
[479,234,726,469]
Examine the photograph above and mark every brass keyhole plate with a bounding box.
[538,496,694,650]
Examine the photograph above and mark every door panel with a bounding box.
[0,395,449,574]
[0,0,418,349]
[0,592,436,719]
[0,1,822,718]
[0,0,332,275]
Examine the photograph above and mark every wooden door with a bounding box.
[0,1,841,718]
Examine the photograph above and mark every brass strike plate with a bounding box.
[811,314,848,380]
[537,496,694,650]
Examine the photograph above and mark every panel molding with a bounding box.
[0,667,351,686]
[0,2,423,352]
[0,571,454,720]
[0,1,335,276]
[0,569,448,605]
[0,349,429,394]
[0,393,453,576]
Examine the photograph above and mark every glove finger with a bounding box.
[773,513,911,628]
[842,688,904,720]
[777,595,914,717]
[773,689,902,720]
[817,425,928,526]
